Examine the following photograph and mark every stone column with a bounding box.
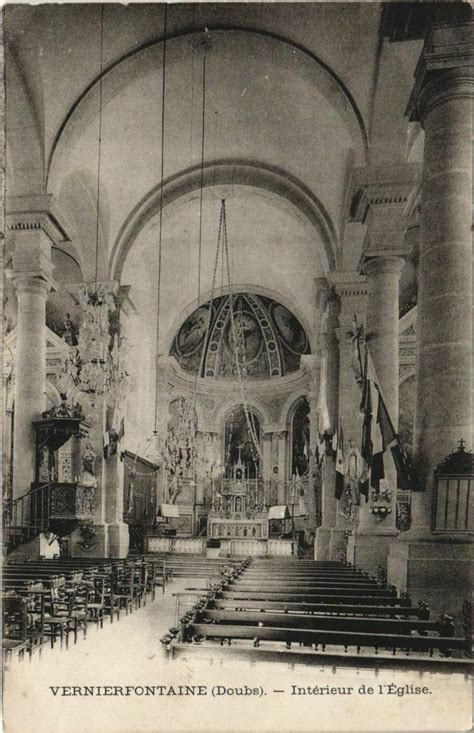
[262,431,272,505]
[410,70,473,530]
[355,256,404,540]
[104,285,135,557]
[7,227,56,501]
[327,274,368,561]
[262,432,272,482]
[344,163,419,573]
[315,291,340,559]
[387,21,474,616]
[277,431,287,504]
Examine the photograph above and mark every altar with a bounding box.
[207,458,269,542]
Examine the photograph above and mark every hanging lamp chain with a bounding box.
[153,3,168,436]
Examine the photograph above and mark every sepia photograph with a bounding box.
[1,1,473,731]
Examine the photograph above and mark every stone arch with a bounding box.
[109,160,338,281]
[399,367,416,385]
[212,396,271,432]
[47,26,368,188]
[284,393,311,478]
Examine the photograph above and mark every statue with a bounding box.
[80,442,97,488]
[343,439,367,507]
[63,313,78,347]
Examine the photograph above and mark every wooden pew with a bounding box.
[197,609,438,635]
[230,580,385,590]
[221,587,397,599]
[212,598,429,618]
[182,622,470,657]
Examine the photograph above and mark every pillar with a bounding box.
[326,274,368,561]
[7,226,56,501]
[411,70,473,529]
[315,291,339,559]
[277,431,287,504]
[388,21,473,615]
[262,431,272,505]
[355,256,404,534]
[345,161,420,573]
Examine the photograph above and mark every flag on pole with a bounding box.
[317,352,332,435]
[335,420,345,500]
[331,430,338,459]
[103,405,125,460]
[359,347,413,493]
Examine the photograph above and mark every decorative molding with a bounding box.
[6,194,72,246]
[348,164,421,224]
[407,21,474,122]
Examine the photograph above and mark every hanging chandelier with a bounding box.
[59,7,128,402]
[70,283,128,397]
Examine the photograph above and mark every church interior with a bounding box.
[2,1,473,678]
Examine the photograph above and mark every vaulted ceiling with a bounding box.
[5,3,424,343]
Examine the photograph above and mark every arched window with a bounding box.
[224,405,261,479]
[291,398,310,478]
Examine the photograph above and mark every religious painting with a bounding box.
[170,292,310,378]
[222,306,262,365]
[174,304,211,355]
[272,303,308,354]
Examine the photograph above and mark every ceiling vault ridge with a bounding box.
[45,24,369,185]
[109,158,338,281]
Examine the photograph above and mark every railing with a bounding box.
[3,482,54,554]
[3,482,95,554]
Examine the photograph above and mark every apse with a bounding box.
[171,292,310,379]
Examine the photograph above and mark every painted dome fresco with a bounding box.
[171,293,310,379]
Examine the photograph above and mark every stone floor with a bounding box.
[3,577,471,733]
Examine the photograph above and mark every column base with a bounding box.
[347,530,398,575]
[108,522,130,558]
[314,527,333,560]
[388,539,473,618]
[329,528,349,562]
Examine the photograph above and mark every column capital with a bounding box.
[6,194,72,247]
[407,21,474,123]
[327,271,367,325]
[7,274,54,298]
[347,163,421,261]
[362,255,405,279]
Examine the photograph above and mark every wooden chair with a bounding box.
[2,595,30,662]
[87,577,105,629]
[111,569,134,615]
[23,590,45,656]
[43,587,77,648]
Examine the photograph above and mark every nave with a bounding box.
[3,554,472,732]
[3,554,470,672]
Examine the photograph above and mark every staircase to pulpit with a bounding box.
[2,402,94,556]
